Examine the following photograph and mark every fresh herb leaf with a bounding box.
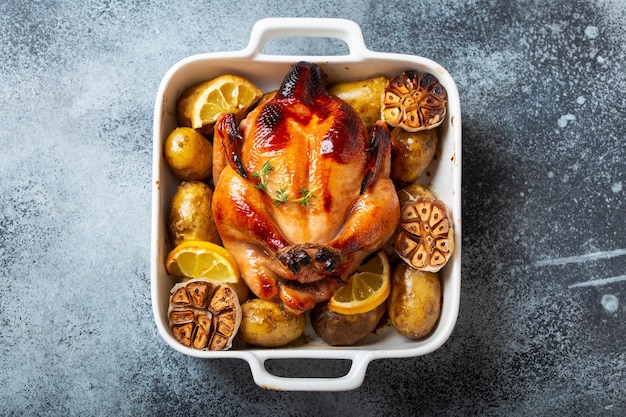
[252,160,317,209]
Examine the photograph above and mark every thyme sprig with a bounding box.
[251,161,273,193]
[252,161,317,208]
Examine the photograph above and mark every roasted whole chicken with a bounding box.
[212,62,400,313]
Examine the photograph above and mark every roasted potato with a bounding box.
[168,181,221,247]
[237,298,306,347]
[390,127,438,186]
[329,76,389,132]
[397,183,436,207]
[388,262,441,339]
[164,127,213,181]
[311,301,386,346]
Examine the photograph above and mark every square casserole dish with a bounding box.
[151,18,462,391]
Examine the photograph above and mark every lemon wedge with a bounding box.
[165,240,240,284]
[177,74,262,130]
[328,251,390,315]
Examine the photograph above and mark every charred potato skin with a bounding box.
[168,181,221,247]
[390,127,438,186]
[311,301,387,346]
[237,299,306,347]
[164,127,213,181]
[388,262,441,339]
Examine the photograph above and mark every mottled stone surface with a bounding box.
[1,1,624,416]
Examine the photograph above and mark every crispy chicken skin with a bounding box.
[212,62,399,313]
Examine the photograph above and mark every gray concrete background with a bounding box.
[1,0,625,416]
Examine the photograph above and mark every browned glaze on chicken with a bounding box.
[212,62,400,313]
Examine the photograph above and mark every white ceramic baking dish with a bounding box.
[151,17,462,391]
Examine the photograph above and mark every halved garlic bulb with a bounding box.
[382,71,447,132]
[395,197,455,272]
[168,279,242,350]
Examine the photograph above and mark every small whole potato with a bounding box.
[397,183,436,208]
[237,298,306,347]
[390,127,438,186]
[311,302,387,346]
[388,262,442,339]
[329,76,389,132]
[168,181,221,247]
[164,127,213,181]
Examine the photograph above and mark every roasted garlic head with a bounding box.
[395,197,455,272]
[382,71,447,132]
[168,279,242,350]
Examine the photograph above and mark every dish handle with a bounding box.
[244,17,369,58]
[244,351,373,391]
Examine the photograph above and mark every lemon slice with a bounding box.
[328,251,390,315]
[177,74,263,130]
[165,240,240,284]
